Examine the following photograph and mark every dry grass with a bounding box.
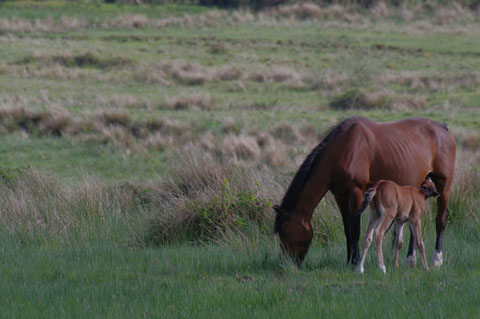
[273,3,324,20]
[0,106,313,167]
[382,72,480,92]
[329,89,426,110]
[247,66,303,85]
[96,94,151,110]
[222,134,262,161]
[165,93,215,110]
[0,63,103,81]
[144,152,280,244]
[370,2,389,19]
[0,168,141,244]
[161,60,215,85]
[434,3,473,25]
[15,52,134,70]
[450,126,480,150]
[0,11,226,33]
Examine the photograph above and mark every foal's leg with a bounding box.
[410,221,429,271]
[394,222,405,268]
[359,210,381,274]
[375,214,395,273]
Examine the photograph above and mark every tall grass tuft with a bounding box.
[144,152,280,245]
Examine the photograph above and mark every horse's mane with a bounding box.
[274,116,364,233]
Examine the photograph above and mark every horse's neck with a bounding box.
[292,165,331,220]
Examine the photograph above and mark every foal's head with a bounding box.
[420,178,440,198]
[273,205,312,266]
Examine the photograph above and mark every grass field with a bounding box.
[0,1,480,317]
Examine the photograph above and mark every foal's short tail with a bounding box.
[356,182,379,215]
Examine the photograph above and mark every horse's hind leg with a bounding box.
[434,191,450,267]
[431,170,454,267]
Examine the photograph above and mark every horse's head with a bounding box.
[273,205,312,266]
[420,178,440,198]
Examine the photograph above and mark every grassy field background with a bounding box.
[0,1,479,317]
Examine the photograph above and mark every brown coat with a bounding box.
[357,179,439,273]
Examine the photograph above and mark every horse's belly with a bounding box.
[369,161,431,187]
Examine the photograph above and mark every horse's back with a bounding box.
[330,117,455,189]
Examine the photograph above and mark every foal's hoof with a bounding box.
[378,264,386,274]
[432,250,443,267]
[406,255,417,268]
[358,265,364,274]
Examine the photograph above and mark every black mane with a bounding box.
[274,117,364,233]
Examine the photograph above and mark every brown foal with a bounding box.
[357,178,439,274]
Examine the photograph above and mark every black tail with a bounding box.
[356,183,377,216]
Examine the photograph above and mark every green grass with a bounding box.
[1,226,479,318]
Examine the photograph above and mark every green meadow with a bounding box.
[0,1,479,317]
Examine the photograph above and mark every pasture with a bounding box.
[0,1,479,317]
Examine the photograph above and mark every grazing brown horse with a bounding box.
[274,117,456,267]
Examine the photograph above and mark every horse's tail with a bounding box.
[356,181,379,215]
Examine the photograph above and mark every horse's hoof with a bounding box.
[432,250,443,267]
[406,255,417,268]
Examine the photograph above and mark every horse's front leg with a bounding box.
[348,187,364,266]
[335,196,352,264]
